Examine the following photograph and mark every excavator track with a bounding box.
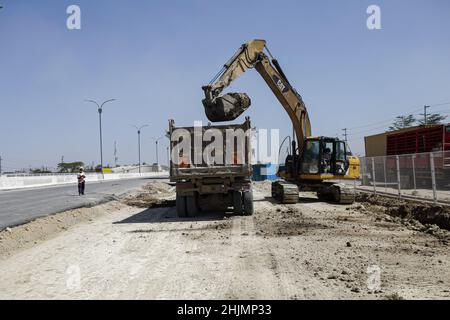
[271,181,299,204]
[317,183,355,204]
[336,183,356,204]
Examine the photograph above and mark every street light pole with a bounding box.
[130,124,149,174]
[98,108,103,175]
[152,136,164,168]
[156,140,159,165]
[85,99,116,179]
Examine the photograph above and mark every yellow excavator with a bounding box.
[202,39,360,204]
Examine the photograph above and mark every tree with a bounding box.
[31,168,52,174]
[57,161,84,173]
[418,113,447,126]
[389,114,416,131]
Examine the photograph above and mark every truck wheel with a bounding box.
[176,194,187,218]
[186,195,198,217]
[243,191,254,216]
[233,191,243,215]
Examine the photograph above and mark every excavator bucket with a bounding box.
[203,93,251,122]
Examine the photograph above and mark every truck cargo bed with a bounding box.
[168,117,253,217]
[169,117,252,181]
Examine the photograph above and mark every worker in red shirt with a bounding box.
[77,167,86,196]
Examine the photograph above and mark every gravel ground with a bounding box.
[0,181,449,300]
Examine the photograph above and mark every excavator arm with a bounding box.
[202,39,312,149]
[203,39,360,205]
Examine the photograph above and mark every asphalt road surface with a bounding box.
[0,177,160,229]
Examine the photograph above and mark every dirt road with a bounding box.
[0,181,449,300]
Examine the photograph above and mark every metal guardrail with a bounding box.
[3,173,91,177]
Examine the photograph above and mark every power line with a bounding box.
[345,107,423,130]
[344,101,450,131]
[347,123,393,136]
[344,103,450,137]
[428,102,450,108]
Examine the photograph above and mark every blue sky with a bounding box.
[1,0,450,170]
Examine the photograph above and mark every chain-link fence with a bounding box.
[357,151,450,205]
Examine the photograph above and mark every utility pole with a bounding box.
[423,105,430,125]
[86,99,116,179]
[130,124,149,174]
[342,128,348,142]
[0,155,3,176]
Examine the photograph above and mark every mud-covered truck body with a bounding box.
[169,117,253,217]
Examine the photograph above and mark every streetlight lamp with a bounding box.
[85,99,116,179]
[130,124,149,174]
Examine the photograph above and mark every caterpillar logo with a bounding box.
[272,75,289,93]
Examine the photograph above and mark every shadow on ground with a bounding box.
[114,206,230,224]
[255,196,322,204]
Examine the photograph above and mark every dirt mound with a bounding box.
[357,193,450,235]
[122,181,175,208]
[0,201,125,258]
[141,181,173,193]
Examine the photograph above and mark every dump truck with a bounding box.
[169,117,253,217]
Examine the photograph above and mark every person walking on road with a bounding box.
[77,167,86,196]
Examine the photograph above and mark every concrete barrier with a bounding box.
[0,172,169,191]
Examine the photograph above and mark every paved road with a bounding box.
[0,177,160,229]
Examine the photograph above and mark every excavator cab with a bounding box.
[301,137,349,176]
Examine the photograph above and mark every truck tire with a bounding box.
[233,191,243,215]
[186,195,198,217]
[176,194,187,218]
[243,190,254,216]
